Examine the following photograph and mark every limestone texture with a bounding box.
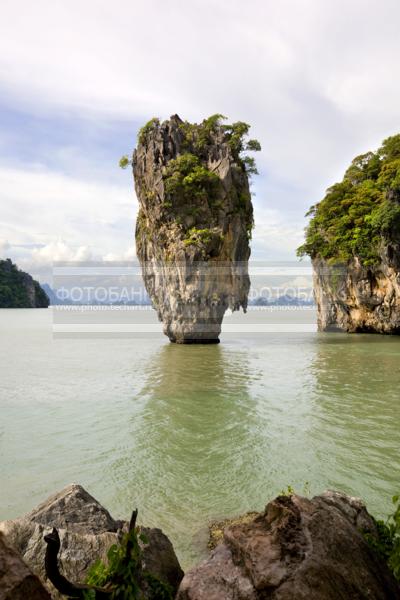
[0,533,50,599]
[133,115,254,343]
[313,250,400,332]
[177,491,400,600]
[298,134,400,334]
[0,483,183,598]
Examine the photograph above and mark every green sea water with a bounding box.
[0,308,399,568]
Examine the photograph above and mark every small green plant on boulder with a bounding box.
[278,482,311,497]
[82,516,173,599]
[365,494,400,581]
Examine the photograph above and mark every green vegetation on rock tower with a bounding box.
[120,113,261,179]
[176,113,261,176]
[163,153,219,201]
[129,114,260,252]
[298,134,400,266]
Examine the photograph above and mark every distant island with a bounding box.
[0,259,49,308]
[249,295,315,307]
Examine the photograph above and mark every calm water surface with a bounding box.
[0,309,399,567]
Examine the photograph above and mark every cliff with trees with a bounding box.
[298,134,400,333]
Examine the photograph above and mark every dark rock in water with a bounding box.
[140,526,184,594]
[0,532,50,599]
[0,483,183,599]
[177,491,400,600]
[132,115,257,343]
[0,258,49,308]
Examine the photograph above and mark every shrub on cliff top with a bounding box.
[138,117,160,145]
[298,134,400,266]
[120,114,261,180]
[163,153,219,202]
[186,114,261,175]
[178,114,261,176]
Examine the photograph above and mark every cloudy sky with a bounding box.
[1,0,400,281]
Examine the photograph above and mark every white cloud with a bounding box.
[0,164,137,277]
[0,0,400,265]
[103,246,136,262]
[30,240,94,264]
[0,239,10,255]
[0,164,135,246]
[251,206,306,260]
[1,1,399,134]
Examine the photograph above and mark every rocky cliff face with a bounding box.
[2,486,399,599]
[298,134,400,334]
[177,491,400,599]
[132,115,256,343]
[313,249,400,333]
[0,533,50,599]
[0,484,183,599]
[0,259,49,308]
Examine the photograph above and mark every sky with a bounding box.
[1,0,400,281]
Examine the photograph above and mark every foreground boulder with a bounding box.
[0,484,183,598]
[0,532,50,599]
[132,114,258,343]
[177,491,400,599]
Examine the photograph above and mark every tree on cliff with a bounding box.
[298,134,400,266]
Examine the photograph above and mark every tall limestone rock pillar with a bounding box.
[132,115,259,343]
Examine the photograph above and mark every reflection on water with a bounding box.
[309,334,400,513]
[108,343,266,565]
[107,334,400,566]
[1,311,400,569]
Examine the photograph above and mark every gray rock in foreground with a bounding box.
[0,483,183,599]
[177,491,400,600]
[0,532,50,599]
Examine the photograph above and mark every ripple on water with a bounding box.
[1,313,400,569]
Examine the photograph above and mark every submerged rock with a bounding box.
[0,532,50,599]
[132,115,258,343]
[177,491,400,600]
[0,483,183,598]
